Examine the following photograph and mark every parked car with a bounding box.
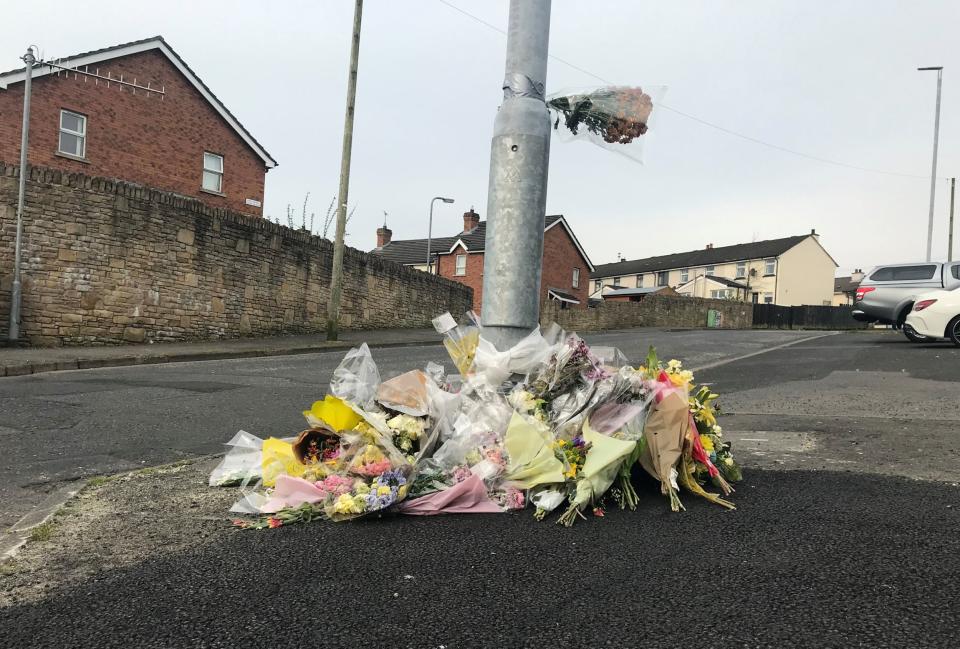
[853,262,960,341]
[904,287,960,346]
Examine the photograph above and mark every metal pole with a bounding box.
[949,177,955,263]
[427,199,435,273]
[9,48,36,343]
[480,0,552,350]
[426,196,454,274]
[326,0,363,341]
[919,66,943,262]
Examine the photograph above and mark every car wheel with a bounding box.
[948,316,960,347]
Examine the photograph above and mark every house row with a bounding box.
[589,232,837,306]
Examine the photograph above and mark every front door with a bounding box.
[752,292,760,304]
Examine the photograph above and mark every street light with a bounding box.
[919,66,943,262]
[426,196,454,274]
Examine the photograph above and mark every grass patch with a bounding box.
[29,522,56,543]
[86,475,113,488]
[0,561,18,576]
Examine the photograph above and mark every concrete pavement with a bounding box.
[0,328,442,377]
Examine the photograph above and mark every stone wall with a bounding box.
[540,295,753,332]
[0,162,473,345]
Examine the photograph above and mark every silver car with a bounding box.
[853,262,960,341]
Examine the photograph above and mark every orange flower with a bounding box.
[267,517,282,529]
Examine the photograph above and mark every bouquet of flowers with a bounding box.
[216,313,746,530]
[548,86,654,144]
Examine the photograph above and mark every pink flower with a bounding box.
[453,466,473,483]
[506,488,525,510]
[267,517,283,529]
[354,459,393,477]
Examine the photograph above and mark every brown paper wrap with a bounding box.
[376,370,429,414]
[639,391,689,495]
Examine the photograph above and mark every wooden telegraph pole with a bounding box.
[326,0,363,340]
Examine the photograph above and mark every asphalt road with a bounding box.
[2,329,960,647]
[0,328,818,529]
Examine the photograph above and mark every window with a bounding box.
[952,264,960,281]
[764,259,777,275]
[680,268,689,283]
[763,293,774,304]
[705,265,715,276]
[710,289,732,299]
[869,265,937,281]
[636,274,643,288]
[58,110,86,158]
[613,276,621,286]
[656,271,669,287]
[572,267,580,288]
[736,261,747,278]
[454,254,467,276]
[202,152,224,193]
[594,279,601,292]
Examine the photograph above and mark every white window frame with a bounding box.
[636,274,643,288]
[705,265,716,276]
[613,276,621,286]
[454,254,467,276]
[764,293,774,304]
[572,267,580,288]
[736,261,747,278]
[764,258,777,275]
[680,268,689,283]
[58,109,87,159]
[594,279,601,292]
[202,152,224,193]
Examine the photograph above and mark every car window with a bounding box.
[953,264,960,281]
[869,265,937,281]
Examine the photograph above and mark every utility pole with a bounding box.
[480,0,552,350]
[949,177,955,262]
[918,66,942,262]
[8,47,36,343]
[326,0,363,341]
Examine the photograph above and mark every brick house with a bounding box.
[371,209,594,312]
[0,36,276,215]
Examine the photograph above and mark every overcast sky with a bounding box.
[4,0,959,275]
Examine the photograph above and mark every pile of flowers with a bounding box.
[214,312,743,529]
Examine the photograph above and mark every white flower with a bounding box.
[679,370,694,384]
[667,359,683,371]
[712,424,723,437]
[509,390,537,413]
[387,414,425,438]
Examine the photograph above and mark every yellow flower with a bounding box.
[557,440,568,448]
[699,434,715,453]
[377,485,391,497]
[332,493,363,514]
[564,464,578,479]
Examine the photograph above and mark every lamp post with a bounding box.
[9,47,37,343]
[426,196,454,274]
[918,66,943,263]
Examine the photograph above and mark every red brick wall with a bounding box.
[433,220,591,314]
[437,248,485,312]
[0,49,266,215]
[540,222,589,308]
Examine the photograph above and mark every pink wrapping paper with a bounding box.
[260,475,325,513]
[398,474,502,515]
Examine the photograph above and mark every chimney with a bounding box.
[376,225,392,247]
[463,208,480,232]
[705,243,714,250]
[810,228,818,238]
[851,268,864,283]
